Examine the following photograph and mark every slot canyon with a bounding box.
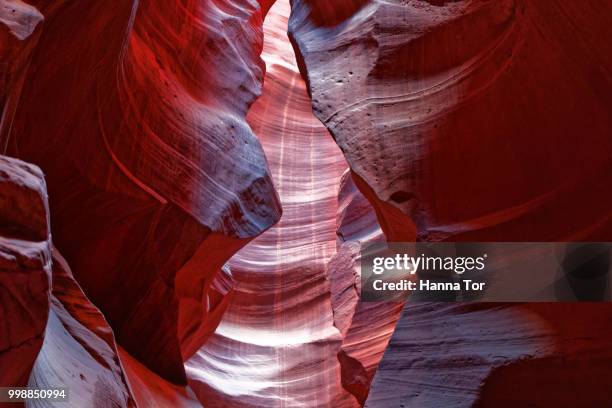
[1,0,611,407]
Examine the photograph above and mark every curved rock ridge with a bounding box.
[0,154,51,388]
[2,0,281,382]
[0,154,135,405]
[119,347,201,408]
[365,303,554,407]
[329,171,403,404]
[186,2,366,406]
[290,1,612,405]
[29,249,136,407]
[289,0,612,241]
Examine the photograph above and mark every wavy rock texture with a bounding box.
[289,0,612,241]
[367,303,612,408]
[366,304,554,407]
[2,0,280,383]
[290,1,612,406]
[28,250,136,407]
[474,304,612,407]
[0,154,51,387]
[0,153,136,403]
[186,2,351,405]
[2,0,611,406]
[186,2,401,406]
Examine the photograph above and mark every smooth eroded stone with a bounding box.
[367,303,612,408]
[2,0,281,383]
[186,2,359,406]
[289,0,612,241]
[28,249,136,407]
[329,171,404,404]
[290,2,612,405]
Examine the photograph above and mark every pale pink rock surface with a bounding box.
[0,0,42,40]
[186,3,405,406]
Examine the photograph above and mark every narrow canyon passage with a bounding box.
[186,1,359,406]
[3,1,612,407]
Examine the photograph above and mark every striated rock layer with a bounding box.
[2,0,280,383]
[329,172,403,404]
[0,154,136,405]
[2,0,611,405]
[290,1,612,406]
[367,303,612,408]
[28,249,136,407]
[186,1,352,405]
[289,0,612,241]
[366,303,553,407]
[187,1,402,406]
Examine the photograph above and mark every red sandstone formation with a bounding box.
[2,0,280,383]
[1,0,611,406]
[366,303,554,407]
[186,4,404,406]
[186,3,358,405]
[0,155,51,388]
[290,0,612,406]
[0,154,136,405]
[0,0,43,148]
[118,348,200,408]
[367,303,612,408]
[0,0,42,41]
[475,303,612,407]
[289,0,612,241]
[29,249,135,407]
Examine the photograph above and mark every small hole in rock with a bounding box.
[390,191,414,203]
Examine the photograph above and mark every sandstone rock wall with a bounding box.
[2,0,281,383]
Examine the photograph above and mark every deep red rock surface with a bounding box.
[118,347,200,408]
[0,0,43,127]
[0,154,136,405]
[367,303,612,408]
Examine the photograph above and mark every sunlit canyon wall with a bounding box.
[1,0,611,407]
[185,2,401,406]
